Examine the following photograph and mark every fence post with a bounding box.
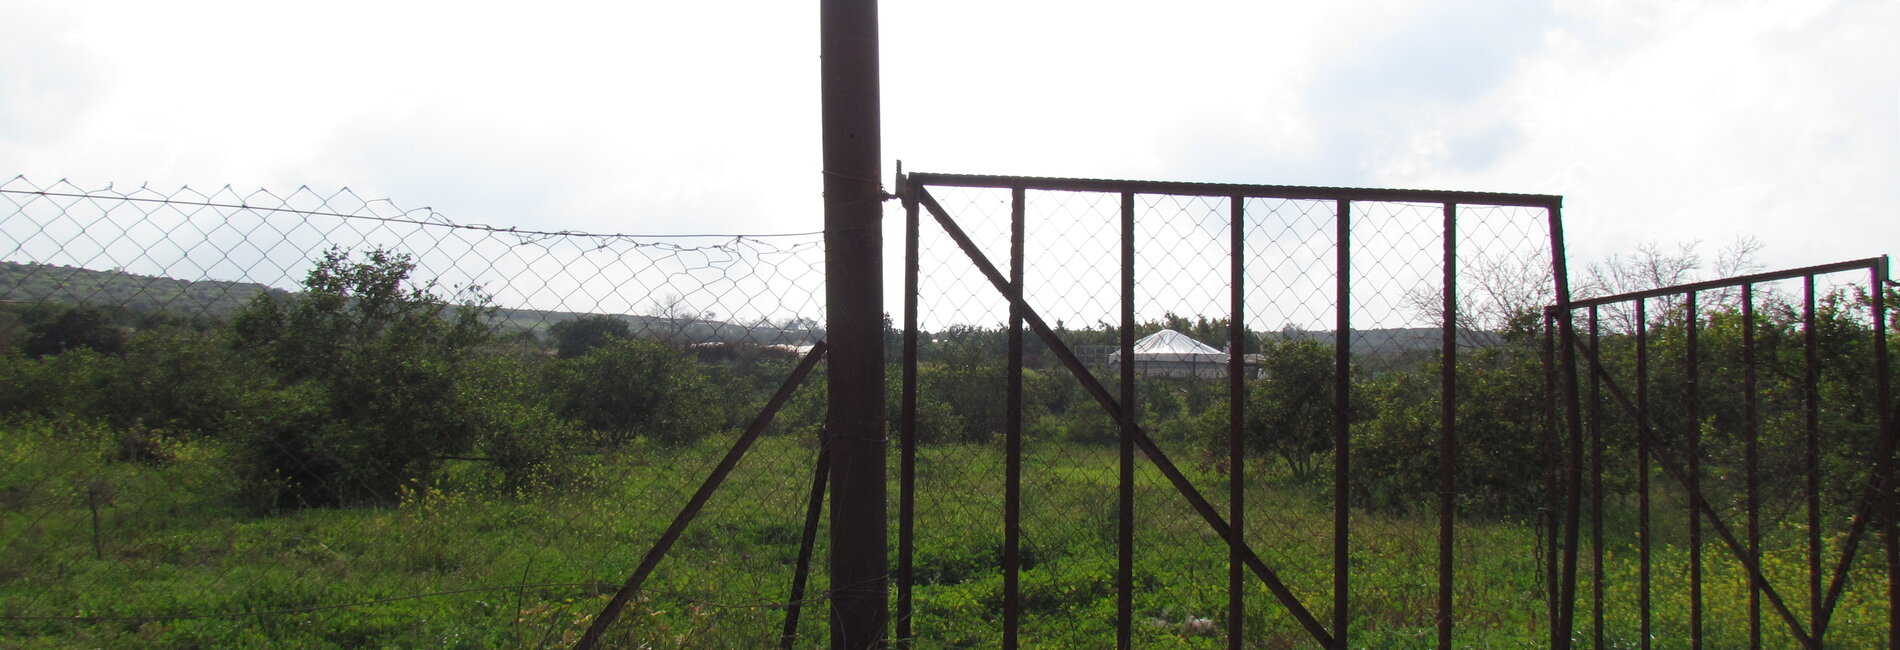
[821,0,888,647]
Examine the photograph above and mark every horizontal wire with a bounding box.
[0,188,823,240]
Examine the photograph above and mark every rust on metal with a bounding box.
[820,0,887,646]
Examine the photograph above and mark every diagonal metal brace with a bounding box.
[576,342,830,650]
[1568,334,1826,646]
[918,188,1336,648]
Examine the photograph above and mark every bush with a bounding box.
[549,337,720,445]
[547,314,631,359]
[1350,347,1547,517]
[21,304,125,359]
[227,247,504,507]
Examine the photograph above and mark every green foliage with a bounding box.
[0,261,281,322]
[227,247,510,507]
[1351,346,1550,517]
[1242,339,1337,478]
[548,337,720,446]
[22,304,126,359]
[546,314,631,359]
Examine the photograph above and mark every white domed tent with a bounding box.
[1106,329,1229,378]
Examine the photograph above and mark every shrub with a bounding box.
[227,247,503,507]
[549,337,720,445]
[547,314,631,359]
[21,304,125,359]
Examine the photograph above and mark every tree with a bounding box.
[649,292,714,344]
[548,314,631,359]
[228,247,505,507]
[548,337,720,445]
[1244,339,1337,478]
[22,304,125,359]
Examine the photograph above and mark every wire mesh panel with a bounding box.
[1239,197,1343,646]
[0,177,830,647]
[901,184,1013,645]
[901,173,1567,648]
[1557,259,1895,649]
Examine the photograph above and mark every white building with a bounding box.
[1106,329,1233,379]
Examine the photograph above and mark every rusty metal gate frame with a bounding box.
[1547,257,1896,649]
[898,172,1566,648]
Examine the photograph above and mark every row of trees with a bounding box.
[3,241,1891,521]
[0,248,772,508]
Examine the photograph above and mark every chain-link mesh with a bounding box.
[0,176,831,647]
[1560,265,1892,648]
[8,171,1887,647]
[902,178,1574,647]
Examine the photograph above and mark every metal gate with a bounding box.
[896,172,1566,647]
[1548,258,1894,648]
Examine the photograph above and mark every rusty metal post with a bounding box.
[1117,191,1136,650]
[1333,199,1352,650]
[1588,306,1604,649]
[1004,186,1025,648]
[1802,277,1820,647]
[1637,300,1652,650]
[1550,201,1583,650]
[896,179,919,643]
[1437,203,1458,650]
[821,0,887,646]
[1227,195,1245,650]
[1872,258,1895,645]
[1542,309,1562,638]
[1687,292,1703,650]
[1744,284,1761,649]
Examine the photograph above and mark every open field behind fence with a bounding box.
[1,176,1893,647]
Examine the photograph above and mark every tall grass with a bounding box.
[0,419,1887,647]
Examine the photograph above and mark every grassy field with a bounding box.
[0,417,1889,648]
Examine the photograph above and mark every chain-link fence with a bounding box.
[898,174,1572,647]
[0,176,833,647]
[1553,260,1895,648]
[5,172,1892,648]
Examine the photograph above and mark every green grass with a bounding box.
[0,420,1889,648]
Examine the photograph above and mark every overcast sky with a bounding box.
[6,0,1897,277]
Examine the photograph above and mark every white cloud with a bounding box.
[1375,0,1900,269]
[4,0,1896,283]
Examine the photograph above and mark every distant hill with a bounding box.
[1262,327,1501,351]
[0,261,287,319]
[0,261,824,347]
[489,308,824,347]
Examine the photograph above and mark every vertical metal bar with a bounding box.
[897,180,920,645]
[1872,258,1896,646]
[1549,201,1584,650]
[1637,300,1652,650]
[1334,198,1353,650]
[1003,186,1025,649]
[820,0,887,645]
[1744,284,1761,649]
[1589,306,1604,650]
[1437,202,1457,650]
[1227,196,1246,650]
[1687,291,1703,650]
[917,187,1339,646]
[1542,310,1562,642]
[784,433,835,649]
[1802,276,1821,648]
[1118,191,1136,650]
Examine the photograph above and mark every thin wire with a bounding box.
[0,188,824,240]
